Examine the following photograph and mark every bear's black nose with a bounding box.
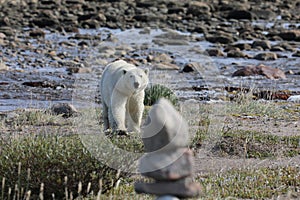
[134,82,140,88]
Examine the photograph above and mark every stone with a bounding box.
[205,32,235,44]
[181,63,196,73]
[142,98,189,152]
[252,40,271,50]
[66,67,92,74]
[231,43,251,50]
[22,81,55,88]
[227,49,248,58]
[156,195,180,200]
[152,63,180,70]
[152,53,173,63]
[187,1,211,16]
[251,9,276,20]
[153,38,189,46]
[226,10,254,20]
[232,64,286,79]
[31,17,59,28]
[206,48,224,57]
[135,178,202,198]
[254,52,278,60]
[0,61,9,71]
[50,103,78,118]
[278,30,300,41]
[292,51,300,57]
[29,29,46,38]
[139,148,193,180]
[271,46,285,52]
[0,32,6,39]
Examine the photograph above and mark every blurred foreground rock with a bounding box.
[135,98,202,199]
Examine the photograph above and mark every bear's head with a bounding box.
[122,68,149,94]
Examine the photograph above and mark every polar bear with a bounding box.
[100,60,149,134]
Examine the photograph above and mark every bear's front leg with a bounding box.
[110,92,127,133]
[127,93,145,133]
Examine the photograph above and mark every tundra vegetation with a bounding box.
[0,89,299,199]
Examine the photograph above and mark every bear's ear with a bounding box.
[144,68,149,75]
[123,70,127,74]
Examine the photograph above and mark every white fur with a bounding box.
[100,60,149,133]
[287,95,300,103]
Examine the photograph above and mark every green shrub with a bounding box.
[0,135,122,199]
[144,84,178,106]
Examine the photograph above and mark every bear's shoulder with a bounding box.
[106,60,137,74]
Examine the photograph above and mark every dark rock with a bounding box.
[81,19,100,29]
[205,33,235,44]
[292,51,300,57]
[206,48,224,57]
[187,1,211,17]
[168,7,186,15]
[231,43,251,50]
[252,40,271,50]
[232,64,286,79]
[218,1,250,11]
[29,29,46,38]
[31,17,59,28]
[0,16,11,26]
[50,103,78,118]
[180,63,195,73]
[278,30,300,41]
[227,49,248,58]
[135,178,202,198]
[254,52,278,61]
[66,67,92,74]
[0,27,15,37]
[226,10,254,20]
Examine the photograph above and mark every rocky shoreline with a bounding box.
[0,0,300,111]
[1,0,300,37]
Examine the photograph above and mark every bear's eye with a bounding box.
[130,75,134,78]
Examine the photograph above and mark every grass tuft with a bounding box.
[144,84,178,106]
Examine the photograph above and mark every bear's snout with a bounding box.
[134,82,140,89]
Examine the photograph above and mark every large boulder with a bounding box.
[232,64,286,79]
